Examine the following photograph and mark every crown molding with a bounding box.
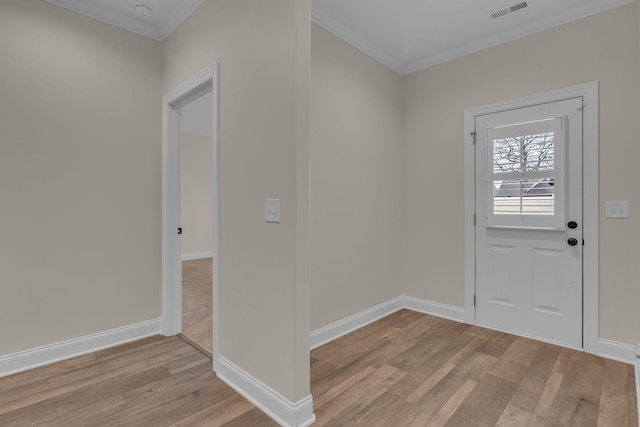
[311,5,404,75]
[158,0,204,41]
[43,0,203,41]
[402,0,636,74]
[313,0,636,76]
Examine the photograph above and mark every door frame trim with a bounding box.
[161,63,221,368]
[463,82,599,354]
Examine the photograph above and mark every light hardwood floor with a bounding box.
[0,310,636,426]
[0,335,276,426]
[181,258,213,357]
[311,310,637,427]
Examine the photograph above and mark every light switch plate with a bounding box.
[605,201,629,218]
[265,199,280,223]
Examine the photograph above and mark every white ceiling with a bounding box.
[312,0,635,74]
[42,0,203,41]
[43,0,634,74]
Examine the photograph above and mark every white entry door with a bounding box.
[475,97,583,349]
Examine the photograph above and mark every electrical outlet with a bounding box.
[605,201,629,219]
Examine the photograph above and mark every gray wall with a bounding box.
[181,132,213,257]
[310,23,403,331]
[0,0,163,355]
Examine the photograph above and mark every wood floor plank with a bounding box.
[396,351,498,426]
[597,358,630,427]
[316,317,420,371]
[477,331,518,359]
[48,395,128,427]
[388,312,444,345]
[167,351,212,375]
[387,320,470,372]
[442,374,516,427]
[506,342,561,412]
[545,352,605,426]
[108,380,224,427]
[85,369,229,426]
[391,309,429,329]
[314,366,377,408]
[495,403,533,427]
[0,378,50,408]
[332,368,407,426]
[342,391,411,427]
[384,324,479,400]
[528,371,564,423]
[314,364,403,426]
[426,379,478,427]
[170,393,258,427]
[311,311,409,360]
[421,329,477,371]
[46,337,191,388]
[447,336,491,365]
[0,353,98,392]
[312,339,412,398]
[0,366,171,425]
[181,258,213,355]
[219,407,278,427]
[629,365,638,427]
[405,362,456,404]
[488,337,543,385]
[552,347,573,374]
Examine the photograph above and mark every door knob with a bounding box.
[567,221,578,229]
[567,238,578,246]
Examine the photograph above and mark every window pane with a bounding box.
[494,179,555,215]
[493,132,555,173]
[524,132,554,171]
[493,138,521,173]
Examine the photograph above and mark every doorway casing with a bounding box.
[463,82,599,354]
[162,63,220,368]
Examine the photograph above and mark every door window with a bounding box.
[487,117,564,229]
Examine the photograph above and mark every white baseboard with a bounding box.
[402,296,466,323]
[310,296,465,350]
[598,338,636,365]
[310,296,404,350]
[181,252,213,261]
[216,357,315,427]
[0,318,162,378]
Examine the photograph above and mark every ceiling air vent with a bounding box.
[489,1,530,19]
[490,8,510,19]
[509,2,529,12]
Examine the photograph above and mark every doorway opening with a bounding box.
[179,92,214,357]
[162,64,220,369]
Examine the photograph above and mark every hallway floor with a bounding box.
[181,258,213,357]
[0,336,276,426]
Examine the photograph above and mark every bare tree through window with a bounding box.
[492,132,556,215]
[493,132,554,173]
